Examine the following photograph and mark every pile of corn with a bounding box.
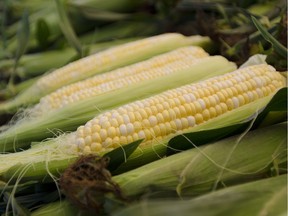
[0,33,286,215]
[0,30,287,215]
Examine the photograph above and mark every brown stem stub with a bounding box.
[59,155,126,213]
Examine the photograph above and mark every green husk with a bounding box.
[112,119,287,197]
[0,34,211,114]
[29,122,287,215]
[252,16,288,59]
[0,55,234,152]
[112,175,287,216]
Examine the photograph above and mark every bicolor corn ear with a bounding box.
[70,64,286,155]
[0,64,285,182]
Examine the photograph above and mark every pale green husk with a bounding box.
[112,122,287,197]
[30,122,287,215]
[113,174,287,216]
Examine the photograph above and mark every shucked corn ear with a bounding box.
[31,46,209,116]
[0,64,285,178]
[0,33,210,113]
[0,54,235,152]
[63,64,285,154]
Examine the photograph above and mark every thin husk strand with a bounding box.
[0,33,209,114]
[111,175,287,216]
[29,123,287,216]
[0,56,236,152]
[0,92,283,182]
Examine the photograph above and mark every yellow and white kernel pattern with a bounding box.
[35,33,191,93]
[66,64,286,154]
[31,46,208,115]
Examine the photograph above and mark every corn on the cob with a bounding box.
[0,64,285,180]
[35,33,184,91]
[31,46,209,116]
[62,64,285,155]
[0,33,208,113]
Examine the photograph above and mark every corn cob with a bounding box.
[0,54,236,152]
[0,33,208,113]
[0,64,285,179]
[31,46,209,116]
[60,64,285,154]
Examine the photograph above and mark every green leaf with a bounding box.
[9,10,30,86]
[15,10,30,64]
[104,139,143,172]
[261,87,287,112]
[55,0,83,57]
[167,121,251,155]
[251,16,288,58]
[252,87,287,127]
[35,18,51,48]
